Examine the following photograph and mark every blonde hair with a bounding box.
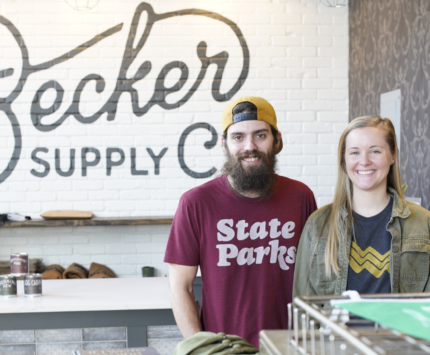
[324,115,403,277]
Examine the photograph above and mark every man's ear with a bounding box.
[275,131,282,150]
[221,137,227,154]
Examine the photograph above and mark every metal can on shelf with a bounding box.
[0,275,17,298]
[10,253,29,276]
[24,274,42,297]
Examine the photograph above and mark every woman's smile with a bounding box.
[355,169,376,175]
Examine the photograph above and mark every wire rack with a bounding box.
[286,293,430,355]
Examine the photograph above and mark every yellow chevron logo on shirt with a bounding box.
[349,241,390,278]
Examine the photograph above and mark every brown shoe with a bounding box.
[88,262,116,278]
[63,263,88,279]
[42,264,65,279]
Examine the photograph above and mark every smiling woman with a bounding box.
[293,115,430,297]
[345,126,396,216]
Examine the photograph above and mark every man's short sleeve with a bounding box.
[164,194,200,266]
[305,189,318,223]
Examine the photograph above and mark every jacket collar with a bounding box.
[388,187,411,219]
[340,201,348,220]
[339,187,410,219]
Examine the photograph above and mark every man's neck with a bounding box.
[227,175,261,199]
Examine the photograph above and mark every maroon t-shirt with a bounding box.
[164,175,317,347]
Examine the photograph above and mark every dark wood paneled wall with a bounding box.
[349,0,430,207]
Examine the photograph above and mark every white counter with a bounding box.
[0,277,172,314]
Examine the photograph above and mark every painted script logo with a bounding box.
[0,3,249,183]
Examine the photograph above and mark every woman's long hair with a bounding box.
[324,116,403,277]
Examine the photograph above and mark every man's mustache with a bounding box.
[234,150,269,161]
[238,150,263,158]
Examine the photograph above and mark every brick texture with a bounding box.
[0,0,348,275]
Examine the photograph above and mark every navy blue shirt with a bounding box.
[347,196,393,294]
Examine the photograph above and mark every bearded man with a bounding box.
[164,96,317,347]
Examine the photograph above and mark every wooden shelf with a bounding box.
[0,216,173,228]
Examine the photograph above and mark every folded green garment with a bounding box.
[174,332,258,355]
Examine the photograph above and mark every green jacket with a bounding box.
[293,188,430,298]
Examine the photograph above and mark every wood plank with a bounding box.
[0,216,173,228]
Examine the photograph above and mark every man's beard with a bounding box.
[221,145,278,199]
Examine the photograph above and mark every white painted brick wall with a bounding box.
[0,225,171,277]
[0,0,348,275]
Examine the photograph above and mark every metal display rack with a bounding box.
[282,293,430,355]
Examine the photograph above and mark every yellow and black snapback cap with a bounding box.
[222,96,283,154]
